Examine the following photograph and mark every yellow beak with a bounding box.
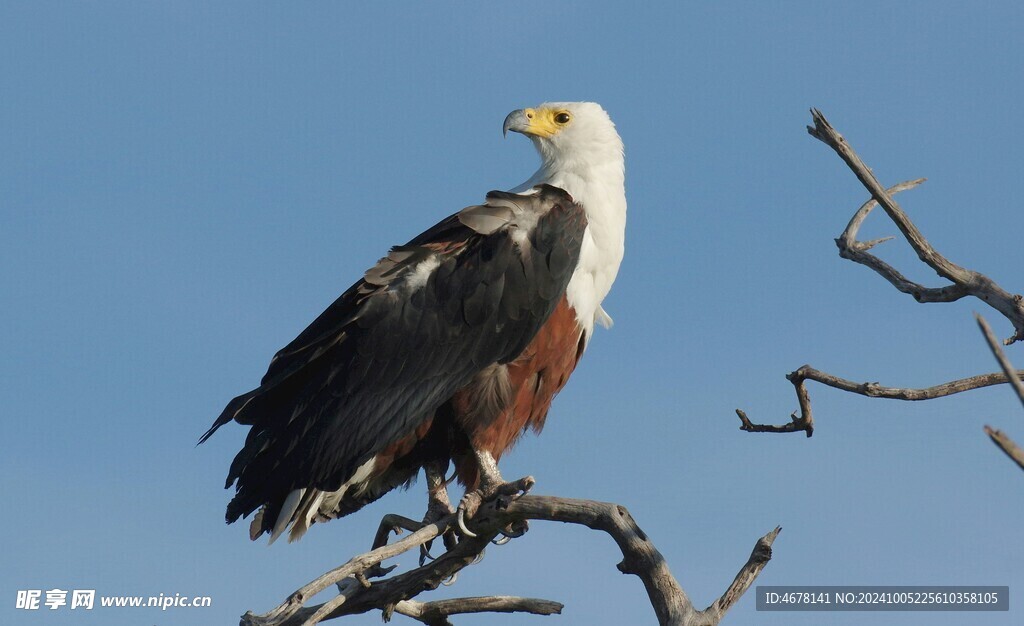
[503,108,560,138]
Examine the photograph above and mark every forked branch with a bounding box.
[242,495,780,626]
[737,110,1024,437]
[807,109,1024,345]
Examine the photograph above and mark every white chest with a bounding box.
[552,173,626,337]
[511,154,626,338]
[566,222,624,337]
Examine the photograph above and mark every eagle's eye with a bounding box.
[554,112,571,124]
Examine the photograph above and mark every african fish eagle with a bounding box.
[201,102,626,543]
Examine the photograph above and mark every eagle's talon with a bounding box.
[513,475,536,496]
[457,514,475,537]
[458,493,485,536]
[456,476,534,537]
[442,527,458,552]
[492,520,529,545]
[505,519,529,539]
[420,490,455,564]
[418,544,435,566]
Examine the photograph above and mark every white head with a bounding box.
[503,102,624,179]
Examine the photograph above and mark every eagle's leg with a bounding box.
[419,459,457,565]
[456,450,534,538]
[366,463,457,566]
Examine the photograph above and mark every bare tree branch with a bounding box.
[834,178,973,303]
[976,314,1024,472]
[740,111,1024,438]
[241,516,454,626]
[393,596,563,625]
[976,314,1024,409]
[807,109,1024,345]
[700,526,781,623]
[737,365,1024,436]
[984,426,1024,472]
[242,495,780,626]
[735,408,812,437]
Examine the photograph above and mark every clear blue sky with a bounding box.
[3,2,1023,625]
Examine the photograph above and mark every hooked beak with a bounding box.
[503,109,530,138]
[502,107,560,139]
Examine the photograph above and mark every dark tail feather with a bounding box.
[198,389,260,445]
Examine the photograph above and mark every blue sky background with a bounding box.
[3,2,1023,625]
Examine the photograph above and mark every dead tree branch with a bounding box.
[984,426,1024,472]
[977,314,1024,409]
[977,314,1024,471]
[393,596,563,625]
[737,110,1024,437]
[807,109,1024,345]
[242,495,780,626]
[737,365,1024,437]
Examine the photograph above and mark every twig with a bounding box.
[976,314,1024,472]
[984,426,1024,472]
[243,495,780,626]
[807,109,1024,345]
[976,315,1024,409]
[835,177,973,304]
[701,526,781,622]
[737,365,1024,437]
[834,178,973,303]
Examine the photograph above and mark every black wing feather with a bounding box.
[202,185,586,527]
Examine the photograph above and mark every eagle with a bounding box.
[202,102,626,544]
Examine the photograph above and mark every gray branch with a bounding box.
[806,107,1024,342]
[806,108,1024,345]
[977,314,1024,472]
[984,426,1024,472]
[241,495,780,626]
[977,314,1024,409]
[737,365,1024,437]
[393,596,564,626]
[738,110,1024,438]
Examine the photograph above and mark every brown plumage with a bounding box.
[452,297,585,487]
